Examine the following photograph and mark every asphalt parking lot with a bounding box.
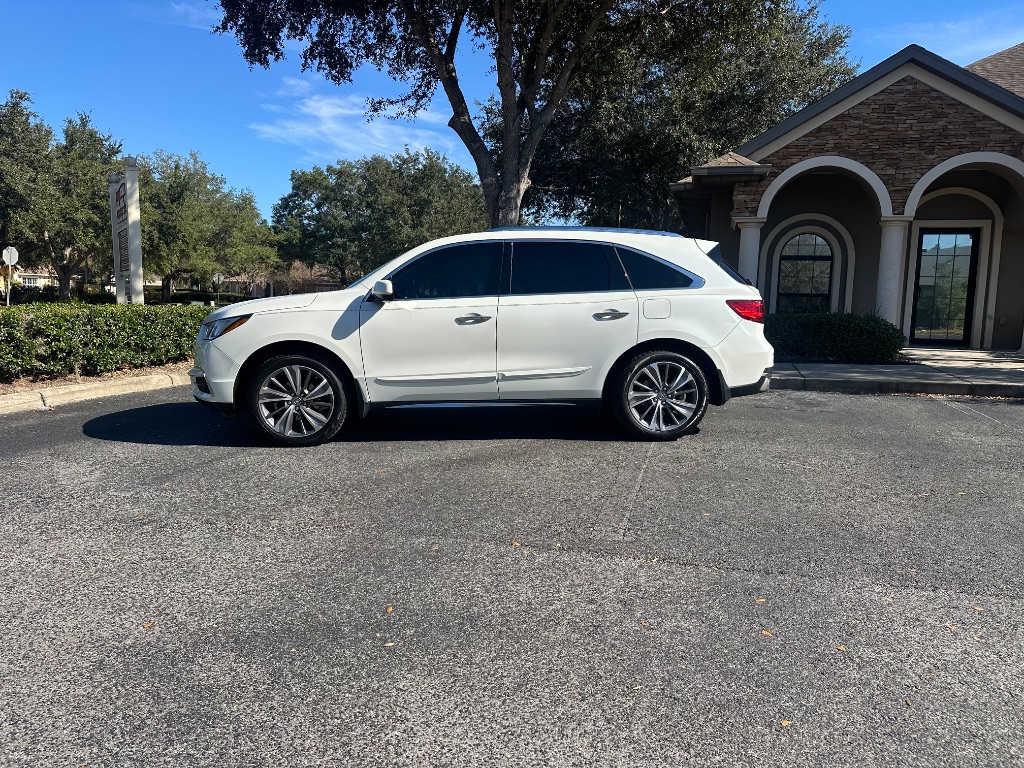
[1,388,1022,767]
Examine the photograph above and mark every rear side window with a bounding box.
[703,243,750,285]
[510,241,629,295]
[390,242,501,299]
[615,246,695,290]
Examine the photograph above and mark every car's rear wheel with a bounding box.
[611,350,708,440]
[248,354,349,446]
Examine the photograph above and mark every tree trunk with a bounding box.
[162,274,174,301]
[495,176,531,227]
[55,264,73,302]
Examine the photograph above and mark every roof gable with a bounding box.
[738,45,1024,160]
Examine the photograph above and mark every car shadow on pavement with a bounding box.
[82,402,630,446]
[82,402,267,447]
[346,404,626,442]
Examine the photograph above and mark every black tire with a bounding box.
[247,354,350,446]
[610,350,709,440]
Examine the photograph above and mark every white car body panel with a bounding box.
[496,290,638,399]
[359,296,498,402]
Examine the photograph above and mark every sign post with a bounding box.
[213,272,224,305]
[2,247,18,307]
[108,157,144,304]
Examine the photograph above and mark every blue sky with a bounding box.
[3,1,1024,219]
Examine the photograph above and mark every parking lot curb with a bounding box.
[770,376,1024,397]
[0,371,191,416]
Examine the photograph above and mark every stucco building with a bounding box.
[672,43,1024,350]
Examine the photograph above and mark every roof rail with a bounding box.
[487,226,683,238]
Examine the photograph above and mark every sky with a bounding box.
[2,0,1024,220]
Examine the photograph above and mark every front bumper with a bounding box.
[190,336,241,408]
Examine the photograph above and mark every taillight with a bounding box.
[726,299,764,324]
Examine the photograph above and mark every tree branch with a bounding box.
[396,0,501,221]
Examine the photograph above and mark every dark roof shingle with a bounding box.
[967,42,1024,99]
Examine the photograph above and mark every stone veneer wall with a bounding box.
[732,77,1024,217]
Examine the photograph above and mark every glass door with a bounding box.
[911,230,979,346]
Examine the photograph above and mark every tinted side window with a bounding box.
[510,241,628,295]
[390,243,501,300]
[703,243,749,285]
[615,247,695,290]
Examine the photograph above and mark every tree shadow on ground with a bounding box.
[83,401,634,446]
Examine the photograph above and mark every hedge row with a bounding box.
[765,312,906,363]
[0,303,211,381]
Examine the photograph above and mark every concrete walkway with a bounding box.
[771,346,1024,397]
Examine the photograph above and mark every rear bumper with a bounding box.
[716,370,771,405]
[729,373,771,399]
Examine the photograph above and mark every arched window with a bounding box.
[777,233,832,313]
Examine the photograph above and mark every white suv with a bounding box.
[190,228,773,445]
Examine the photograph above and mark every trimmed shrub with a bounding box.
[0,303,211,381]
[0,308,36,380]
[765,312,906,363]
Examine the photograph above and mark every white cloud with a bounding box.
[277,77,315,98]
[867,8,1024,65]
[128,1,221,31]
[251,86,471,167]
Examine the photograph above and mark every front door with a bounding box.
[359,241,501,402]
[911,229,980,346]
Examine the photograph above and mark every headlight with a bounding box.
[201,315,251,341]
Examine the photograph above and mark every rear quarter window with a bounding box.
[701,243,750,285]
[615,246,697,290]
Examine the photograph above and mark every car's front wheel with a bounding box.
[611,350,709,440]
[248,354,350,446]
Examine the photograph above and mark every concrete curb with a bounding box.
[0,372,191,416]
[770,375,1024,397]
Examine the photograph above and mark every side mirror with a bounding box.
[371,279,394,301]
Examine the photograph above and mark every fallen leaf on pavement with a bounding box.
[384,642,395,647]
[761,630,773,637]
[385,605,394,614]
[972,605,984,612]
[836,645,846,652]
[780,720,793,727]
[511,541,521,547]
[947,625,958,631]
[142,621,155,629]
[755,598,766,603]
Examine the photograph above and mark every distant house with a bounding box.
[2,265,60,291]
[673,43,1024,350]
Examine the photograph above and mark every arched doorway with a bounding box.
[903,153,1024,349]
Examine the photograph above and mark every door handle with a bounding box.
[456,313,492,325]
[593,309,630,320]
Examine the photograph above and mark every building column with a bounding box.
[733,216,766,284]
[875,216,913,325]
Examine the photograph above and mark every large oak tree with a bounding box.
[504,0,857,229]
[216,0,781,228]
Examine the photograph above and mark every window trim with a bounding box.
[770,226,841,314]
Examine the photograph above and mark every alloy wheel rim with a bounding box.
[627,361,698,432]
[257,365,335,437]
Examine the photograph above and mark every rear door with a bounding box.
[497,240,638,400]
